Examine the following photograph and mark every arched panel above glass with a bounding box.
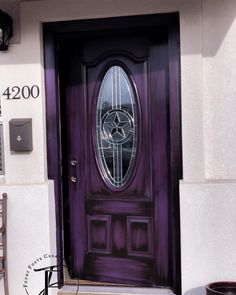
[96,65,138,188]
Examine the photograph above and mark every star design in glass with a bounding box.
[103,111,131,142]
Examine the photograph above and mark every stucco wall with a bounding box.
[0,181,57,295]
[203,0,236,179]
[180,1,236,294]
[0,0,235,295]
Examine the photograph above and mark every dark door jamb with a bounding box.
[43,13,182,294]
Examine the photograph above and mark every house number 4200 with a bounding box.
[2,85,40,100]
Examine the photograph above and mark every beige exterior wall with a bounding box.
[0,0,235,294]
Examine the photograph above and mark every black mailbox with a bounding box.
[9,119,33,152]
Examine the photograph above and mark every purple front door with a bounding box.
[62,28,171,286]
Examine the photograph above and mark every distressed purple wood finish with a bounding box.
[168,23,182,294]
[86,255,154,285]
[127,217,153,256]
[43,13,182,294]
[88,216,111,254]
[87,200,152,215]
[43,31,64,287]
[66,37,154,284]
[150,33,170,285]
[65,47,87,275]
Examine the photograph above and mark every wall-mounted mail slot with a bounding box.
[9,119,33,152]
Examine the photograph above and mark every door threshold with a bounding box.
[64,271,127,287]
[64,263,129,286]
[58,285,174,295]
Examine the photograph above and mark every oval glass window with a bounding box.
[96,65,138,188]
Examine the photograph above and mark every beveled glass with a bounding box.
[96,66,138,188]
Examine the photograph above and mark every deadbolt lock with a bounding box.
[71,176,77,183]
[71,160,77,166]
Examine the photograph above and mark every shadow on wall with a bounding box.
[202,0,236,57]
[184,286,206,295]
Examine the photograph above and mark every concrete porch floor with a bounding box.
[58,285,174,295]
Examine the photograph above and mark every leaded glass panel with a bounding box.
[96,66,138,188]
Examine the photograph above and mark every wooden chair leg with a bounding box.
[1,193,9,295]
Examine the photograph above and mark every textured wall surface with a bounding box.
[203,0,236,179]
[0,181,56,295]
[180,182,236,295]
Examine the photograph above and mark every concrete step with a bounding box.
[58,285,174,295]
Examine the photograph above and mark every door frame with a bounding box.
[43,13,182,294]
